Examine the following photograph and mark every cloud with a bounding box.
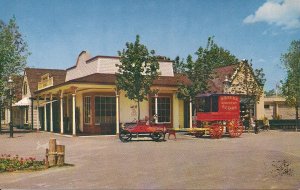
[243,0,300,29]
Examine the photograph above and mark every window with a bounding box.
[23,82,27,95]
[24,107,28,124]
[95,96,116,125]
[264,105,270,109]
[197,97,210,112]
[151,97,171,123]
[212,96,218,112]
[84,96,91,124]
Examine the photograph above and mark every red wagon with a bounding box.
[193,93,244,138]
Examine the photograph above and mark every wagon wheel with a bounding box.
[194,131,205,138]
[119,130,132,142]
[209,123,223,139]
[150,131,165,142]
[228,120,243,138]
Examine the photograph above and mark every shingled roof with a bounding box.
[208,64,238,93]
[25,68,66,97]
[68,73,190,87]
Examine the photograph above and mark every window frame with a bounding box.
[83,96,91,124]
[94,96,116,125]
[150,95,172,123]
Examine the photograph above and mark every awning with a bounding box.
[13,97,31,107]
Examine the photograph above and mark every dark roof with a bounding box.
[25,68,66,97]
[12,75,23,101]
[69,73,190,87]
[208,64,238,93]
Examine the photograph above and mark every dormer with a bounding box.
[38,73,54,90]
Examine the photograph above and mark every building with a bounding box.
[13,51,264,135]
[264,96,296,119]
[15,51,190,135]
[11,68,66,130]
[208,62,264,120]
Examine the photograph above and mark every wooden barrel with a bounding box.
[56,145,65,166]
[48,138,57,166]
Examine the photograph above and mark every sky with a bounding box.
[0,0,299,91]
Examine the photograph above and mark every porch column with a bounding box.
[66,95,69,131]
[115,91,120,134]
[37,97,40,132]
[50,93,53,132]
[44,95,47,131]
[155,94,158,123]
[189,98,192,129]
[60,92,64,134]
[72,93,76,136]
[30,97,34,130]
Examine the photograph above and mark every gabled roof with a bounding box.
[208,64,238,93]
[25,68,66,97]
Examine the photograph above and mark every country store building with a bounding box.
[15,51,191,135]
[11,51,265,136]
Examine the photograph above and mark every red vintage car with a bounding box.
[119,120,167,142]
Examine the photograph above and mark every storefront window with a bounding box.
[95,96,116,125]
[84,96,91,124]
[151,97,171,123]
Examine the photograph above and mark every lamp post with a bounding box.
[8,76,13,138]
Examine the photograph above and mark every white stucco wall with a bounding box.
[119,91,149,123]
[66,52,174,82]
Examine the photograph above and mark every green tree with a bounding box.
[177,38,215,102]
[116,35,159,121]
[281,40,300,130]
[173,56,185,73]
[264,89,276,97]
[205,36,238,69]
[0,17,29,132]
[0,17,29,96]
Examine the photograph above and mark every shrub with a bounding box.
[0,154,45,172]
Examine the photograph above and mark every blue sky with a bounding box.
[0,0,299,90]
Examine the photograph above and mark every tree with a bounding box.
[205,36,238,69]
[177,38,215,102]
[0,17,29,132]
[0,17,29,91]
[116,35,159,121]
[173,56,185,74]
[281,40,300,130]
[264,89,276,97]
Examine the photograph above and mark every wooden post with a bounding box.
[60,91,64,134]
[50,93,53,132]
[115,90,120,134]
[56,145,65,166]
[72,93,76,136]
[48,138,57,166]
[44,95,47,131]
[45,148,49,169]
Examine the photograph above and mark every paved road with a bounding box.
[0,131,300,189]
